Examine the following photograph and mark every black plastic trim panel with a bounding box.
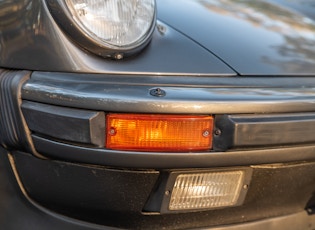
[32,135,315,169]
[214,113,315,151]
[22,101,105,147]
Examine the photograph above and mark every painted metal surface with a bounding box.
[0,0,234,75]
[157,0,315,75]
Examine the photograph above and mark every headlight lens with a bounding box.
[65,0,155,49]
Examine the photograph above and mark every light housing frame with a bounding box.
[45,0,156,59]
[160,168,252,213]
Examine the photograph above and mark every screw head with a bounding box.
[109,128,116,136]
[203,130,210,137]
[150,88,166,97]
[114,53,124,60]
[157,24,167,35]
[214,129,222,136]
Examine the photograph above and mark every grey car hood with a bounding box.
[157,0,315,75]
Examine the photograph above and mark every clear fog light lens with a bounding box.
[169,171,245,211]
[65,0,155,48]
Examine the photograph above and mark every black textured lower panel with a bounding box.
[12,151,315,230]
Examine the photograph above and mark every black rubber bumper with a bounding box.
[0,147,120,230]
[2,70,315,229]
[2,148,315,230]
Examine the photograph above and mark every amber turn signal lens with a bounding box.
[106,114,213,152]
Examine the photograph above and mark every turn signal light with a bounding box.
[106,114,213,152]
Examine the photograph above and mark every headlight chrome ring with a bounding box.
[46,0,156,59]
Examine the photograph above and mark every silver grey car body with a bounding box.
[1,0,315,229]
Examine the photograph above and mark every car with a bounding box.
[1,0,315,229]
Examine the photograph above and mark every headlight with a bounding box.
[46,0,156,59]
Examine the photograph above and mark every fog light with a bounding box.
[169,171,245,211]
[106,114,213,152]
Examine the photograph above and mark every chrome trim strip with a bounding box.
[22,73,315,114]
